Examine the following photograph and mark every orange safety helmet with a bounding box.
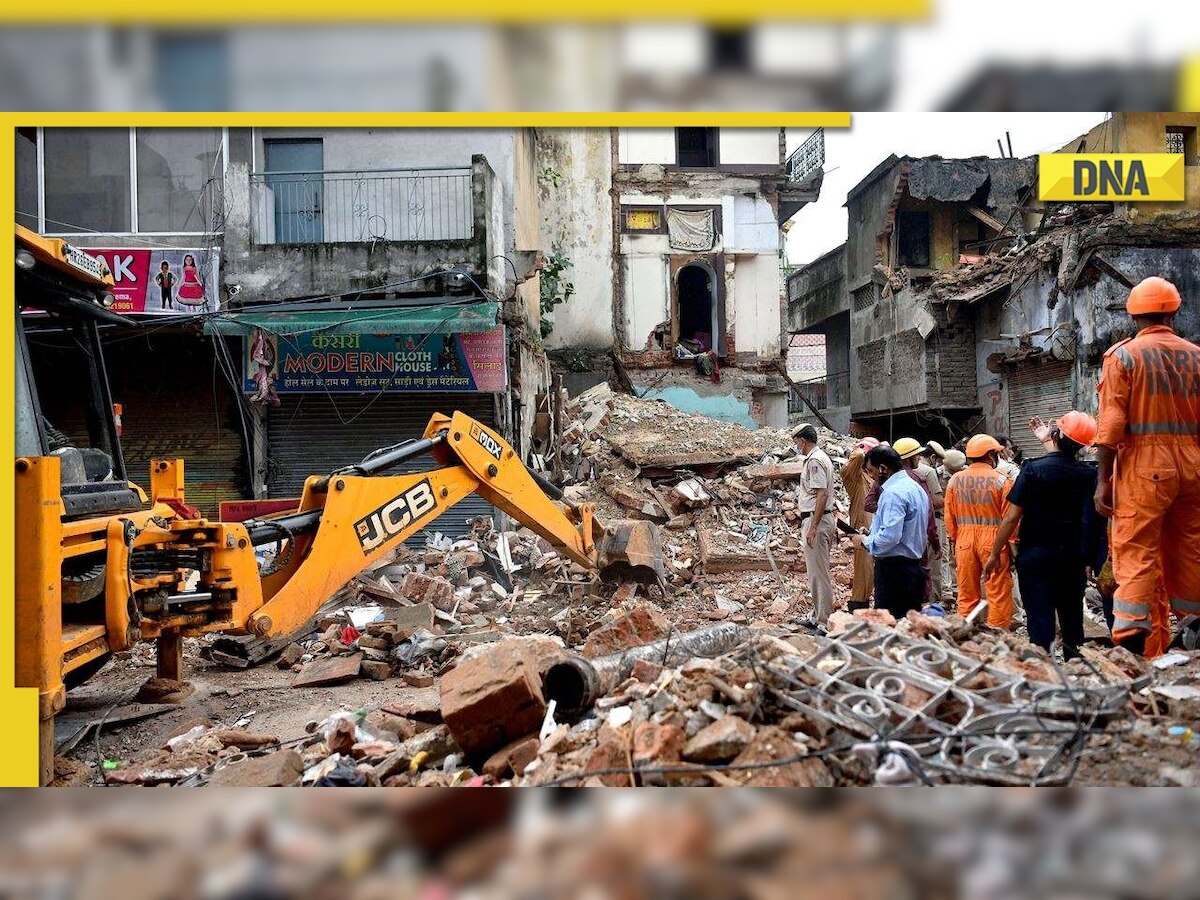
[965,434,1003,460]
[1057,410,1098,446]
[1126,276,1181,315]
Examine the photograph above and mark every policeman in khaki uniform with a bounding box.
[792,423,836,629]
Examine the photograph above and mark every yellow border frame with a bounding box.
[0,111,849,786]
[3,1,930,24]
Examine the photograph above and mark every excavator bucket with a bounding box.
[596,519,668,586]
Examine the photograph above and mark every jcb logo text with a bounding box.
[354,479,437,553]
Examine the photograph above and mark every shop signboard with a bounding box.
[81,247,221,315]
[244,326,507,394]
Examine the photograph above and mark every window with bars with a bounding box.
[1166,126,1198,165]
[852,283,878,311]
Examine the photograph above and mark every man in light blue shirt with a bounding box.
[852,445,930,618]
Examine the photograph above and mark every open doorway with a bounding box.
[677,263,716,353]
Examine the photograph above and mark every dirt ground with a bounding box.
[58,647,438,785]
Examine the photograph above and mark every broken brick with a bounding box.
[360,660,393,681]
[208,749,304,787]
[683,716,755,763]
[584,739,631,787]
[728,726,833,787]
[633,721,685,767]
[277,643,305,669]
[482,735,540,780]
[292,653,364,688]
[439,643,545,756]
[383,686,442,724]
[358,635,393,652]
[400,572,456,612]
[581,603,669,658]
[630,659,663,683]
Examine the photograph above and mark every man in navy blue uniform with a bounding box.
[984,411,1107,658]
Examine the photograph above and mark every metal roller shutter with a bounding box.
[1007,360,1072,461]
[119,381,246,519]
[30,333,247,519]
[267,392,499,540]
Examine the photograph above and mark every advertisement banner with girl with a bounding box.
[83,247,221,315]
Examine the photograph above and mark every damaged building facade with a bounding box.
[17,126,550,531]
[790,112,1200,451]
[218,128,550,529]
[540,127,823,428]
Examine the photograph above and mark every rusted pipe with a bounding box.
[540,623,750,716]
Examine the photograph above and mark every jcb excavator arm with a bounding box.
[241,412,663,639]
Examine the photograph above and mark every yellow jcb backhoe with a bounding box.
[14,224,665,784]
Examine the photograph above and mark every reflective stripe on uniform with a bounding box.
[1113,598,1152,619]
[1128,421,1200,436]
[1115,346,1134,370]
[954,515,1003,527]
[1171,597,1200,615]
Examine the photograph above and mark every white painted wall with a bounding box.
[624,250,670,349]
[540,128,616,350]
[729,253,784,357]
[723,195,779,253]
[719,129,780,165]
[618,128,676,164]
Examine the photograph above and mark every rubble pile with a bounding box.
[85,388,1199,787]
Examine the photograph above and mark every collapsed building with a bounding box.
[538,126,824,429]
[790,112,1200,453]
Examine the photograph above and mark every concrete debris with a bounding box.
[207,750,304,787]
[291,653,364,688]
[69,390,1200,786]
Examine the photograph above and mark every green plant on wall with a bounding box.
[538,165,562,191]
[539,250,574,338]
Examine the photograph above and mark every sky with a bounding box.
[784,112,1108,265]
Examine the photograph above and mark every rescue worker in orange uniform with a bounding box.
[1095,276,1200,657]
[944,434,1014,628]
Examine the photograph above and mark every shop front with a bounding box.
[213,301,508,540]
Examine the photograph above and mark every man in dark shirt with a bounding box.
[984,412,1107,658]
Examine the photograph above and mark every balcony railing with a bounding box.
[789,370,850,413]
[249,167,473,245]
[786,129,825,184]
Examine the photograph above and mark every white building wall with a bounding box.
[723,194,778,253]
[624,250,670,348]
[253,128,519,255]
[617,129,675,164]
[540,128,616,350]
[718,129,780,165]
[730,253,784,358]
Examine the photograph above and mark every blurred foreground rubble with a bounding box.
[68,387,1200,787]
[6,790,1200,899]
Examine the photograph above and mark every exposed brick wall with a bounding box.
[858,339,887,390]
[894,329,926,384]
[925,303,978,407]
